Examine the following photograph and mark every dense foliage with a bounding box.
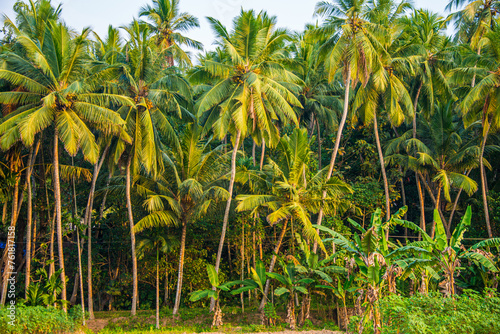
[0,0,499,332]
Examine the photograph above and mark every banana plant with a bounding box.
[314,207,425,334]
[189,264,238,328]
[396,206,500,296]
[316,275,360,329]
[230,260,274,324]
[266,259,313,330]
[289,233,346,325]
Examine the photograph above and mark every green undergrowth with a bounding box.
[93,305,339,333]
[348,291,500,334]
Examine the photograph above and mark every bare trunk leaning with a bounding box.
[172,220,187,315]
[126,155,138,315]
[373,111,391,235]
[313,66,351,253]
[53,132,67,311]
[259,219,288,310]
[212,130,241,311]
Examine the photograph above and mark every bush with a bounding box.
[348,291,500,334]
[0,306,77,334]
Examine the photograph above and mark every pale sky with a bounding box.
[1,0,453,53]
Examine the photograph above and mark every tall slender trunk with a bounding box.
[313,67,351,253]
[480,97,492,237]
[76,228,85,325]
[53,132,67,311]
[172,220,187,315]
[373,112,391,230]
[86,145,109,320]
[252,140,256,166]
[412,82,426,236]
[316,120,322,170]
[399,170,407,240]
[259,219,288,310]
[240,218,245,313]
[126,155,138,315]
[212,130,241,311]
[25,141,40,296]
[99,170,113,219]
[49,207,56,279]
[156,246,160,330]
[259,138,265,171]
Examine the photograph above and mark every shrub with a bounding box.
[0,306,77,334]
[348,291,500,334]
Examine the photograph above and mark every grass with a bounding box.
[88,305,341,333]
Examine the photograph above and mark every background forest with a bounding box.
[0,0,500,333]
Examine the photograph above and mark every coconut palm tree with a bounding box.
[386,102,483,236]
[398,9,454,232]
[236,128,352,309]
[290,28,342,170]
[194,10,301,293]
[112,19,193,314]
[139,0,202,67]
[134,124,229,315]
[458,26,500,237]
[312,0,380,245]
[0,21,131,310]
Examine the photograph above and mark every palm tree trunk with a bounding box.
[172,219,187,315]
[214,132,241,261]
[259,219,288,311]
[99,170,113,219]
[412,82,426,236]
[240,217,245,313]
[259,138,265,171]
[316,120,322,170]
[25,141,40,296]
[76,228,85,325]
[480,98,492,237]
[313,66,351,253]
[212,129,241,310]
[252,140,256,166]
[156,246,160,330]
[374,112,391,229]
[126,154,138,315]
[53,131,67,311]
[86,145,109,320]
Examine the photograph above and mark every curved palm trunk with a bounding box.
[212,129,241,310]
[53,132,67,311]
[480,97,492,237]
[373,112,391,230]
[172,219,187,315]
[76,228,85,325]
[156,246,160,330]
[259,138,266,171]
[313,67,351,253]
[259,219,288,311]
[86,145,109,320]
[412,83,426,236]
[25,141,39,296]
[126,155,138,315]
[316,120,322,170]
